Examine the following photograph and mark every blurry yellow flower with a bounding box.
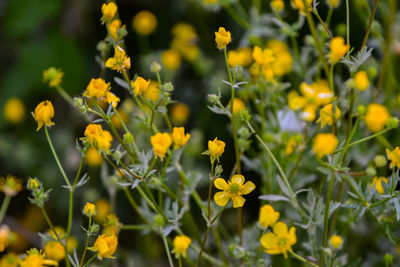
[291,0,312,14]
[386,147,400,169]
[0,252,19,267]
[162,49,181,70]
[101,2,117,21]
[364,103,390,132]
[171,127,191,149]
[328,37,349,64]
[43,67,63,88]
[214,175,255,208]
[66,236,78,253]
[27,178,40,190]
[34,100,55,131]
[0,175,22,197]
[19,248,58,267]
[132,11,157,35]
[259,205,280,228]
[109,19,122,41]
[86,147,103,167]
[170,103,190,125]
[326,0,340,8]
[105,92,120,108]
[204,0,218,4]
[172,235,191,258]
[215,27,231,50]
[47,227,65,240]
[285,139,296,155]
[143,81,161,102]
[228,50,243,67]
[271,0,284,12]
[171,23,199,61]
[131,76,150,96]
[84,78,110,99]
[252,46,275,67]
[261,221,297,258]
[105,46,131,73]
[208,137,225,162]
[83,202,97,217]
[103,214,122,236]
[329,235,343,249]
[4,98,25,124]
[94,199,112,223]
[354,71,369,91]
[151,133,172,160]
[229,98,245,116]
[313,133,338,157]
[317,103,341,127]
[88,234,118,260]
[370,176,388,194]
[0,225,15,250]
[44,241,65,262]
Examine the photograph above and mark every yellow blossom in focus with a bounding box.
[109,19,123,41]
[84,124,103,145]
[171,127,191,149]
[44,241,65,262]
[328,37,349,64]
[84,124,113,152]
[0,175,22,197]
[313,133,338,157]
[0,252,19,267]
[101,2,117,21]
[261,221,297,258]
[170,103,190,125]
[354,70,369,91]
[96,130,113,152]
[86,147,103,167]
[105,92,120,108]
[105,46,131,73]
[386,147,400,169]
[329,235,343,249]
[291,0,312,14]
[252,46,275,67]
[172,235,192,258]
[94,199,112,223]
[34,100,55,131]
[84,78,110,99]
[19,248,58,267]
[3,98,25,124]
[327,0,340,8]
[83,202,97,217]
[215,27,231,50]
[317,103,341,127]
[88,234,118,260]
[271,0,284,12]
[259,205,280,228]
[214,175,255,208]
[131,76,150,96]
[229,98,245,116]
[43,67,63,88]
[364,103,390,132]
[143,81,161,102]
[162,49,181,70]
[132,11,157,35]
[370,176,388,194]
[208,137,225,162]
[151,133,172,160]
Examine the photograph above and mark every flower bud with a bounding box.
[153,214,165,227]
[150,61,162,73]
[374,155,387,168]
[83,202,97,217]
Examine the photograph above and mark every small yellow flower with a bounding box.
[109,19,123,41]
[19,248,58,267]
[86,147,103,167]
[96,130,113,152]
[94,198,112,223]
[0,252,19,267]
[132,11,157,35]
[171,127,191,149]
[0,225,15,251]
[3,98,25,124]
[370,176,388,194]
[84,124,103,144]
[88,234,118,260]
[27,178,40,190]
[317,103,341,127]
[329,235,343,249]
[44,241,65,262]
[260,221,297,258]
[66,236,78,253]
[83,202,97,217]
[143,81,161,102]
[386,147,400,169]
[354,70,369,91]
[259,205,280,228]
[364,103,390,132]
[162,49,181,70]
[170,103,190,125]
[204,0,218,4]
[84,124,113,152]
[291,0,312,14]
[151,133,172,160]
[105,46,131,73]
[326,0,340,8]
[43,67,64,87]
[101,2,117,21]
[285,139,296,156]
[215,27,231,50]
[84,78,110,99]
[0,175,23,197]
[252,46,275,67]
[208,137,225,162]
[229,98,245,116]
[271,0,284,12]
[312,133,338,158]
[34,100,55,131]
[214,175,255,208]
[227,50,244,67]
[172,235,192,258]
[328,37,349,64]
[105,92,120,108]
[131,76,150,96]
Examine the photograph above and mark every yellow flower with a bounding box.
[105,92,120,108]
[386,147,400,169]
[84,78,110,99]
[271,0,284,12]
[291,0,312,14]
[208,137,225,162]
[3,98,25,124]
[105,46,131,73]
[0,252,19,267]
[47,227,66,240]
[132,11,157,35]
[96,130,113,152]
[162,49,182,70]
[34,100,55,131]
[84,124,113,152]
[326,0,340,8]
[312,133,338,157]
[229,98,245,116]
[227,50,243,67]
[44,241,65,262]
[86,147,103,167]
[354,70,369,91]
[131,76,150,96]
[101,2,117,21]
[151,133,172,160]
[94,198,112,223]
[84,124,103,144]
[328,37,349,64]
[260,221,297,258]
[214,27,231,50]
[364,103,390,132]
[143,81,161,102]
[19,248,58,267]
[109,19,123,41]
[88,234,118,260]
[171,23,199,61]
[285,139,296,155]
[214,175,255,208]
[0,175,22,197]
[27,178,40,190]
[317,103,341,127]
[66,236,78,253]
[259,205,280,228]
[204,0,218,4]
[43,67,63,87]
[170,103,190,125]
[172,235,192,258]
[0,225,15,250]
[329,235,343,249]
[83,202,97,217]
[370,176,388,194]
[171,127,191,148]
[252,46,275,67]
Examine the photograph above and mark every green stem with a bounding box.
[320,174,335,266]
[82,254,97,267]
[223,4,250,30]
[122,187,149,224]
[0,195,11,224]
[80,216,92,267]
[161,230,175,267]
[306,1,333,39]
[121,224,149,230]
[56,86,74,107]
[346,0,350,58]
[336,128,391,153]
[361,0,379,48]
[290,250,320,267]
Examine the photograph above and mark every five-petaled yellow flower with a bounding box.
[328,37,349,64]
[101,2,118,21]
[83,202,97,217]
[208,137,226,163]
[364,103,390,132]
[88,234,118,260]
[260,221,297,258]
[214,175,255,208]
[259,204,280,229]
[171,127,191,149]
[312,133,338,158]
[329,235,343,249]
[386,147,400,169]
[131,76,150,96]
[369,176,388,194]
[34,100,55,131]
[105,46,131,73]
[151,133,172,160]
[0,175,22,197]
[317,103,341,127]
[215,27,231,50]
[105,92,120,108]
[172,235,191,258]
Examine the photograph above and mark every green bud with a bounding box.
[384,253,393,266]
[374,155,387,168]
[366,67,377,79]
[336,23,347,37]
[214,164,223,177]
[208,94,221,105]
[90,224,99,234]
[232,65,243,76]
[238,127,251,139]
[386,117,399,129]
[238,109,251,122]
[123,133,135,144]
[161,82,174,92]
[153,214,165,227]
[366,166,377,177]
[150,61,162,73]
[96,41,107,53]
[356,105,366,116]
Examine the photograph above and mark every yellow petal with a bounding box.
[241,181,256,194]
[273,221,288,235]
[288,226,297,245]
[260,233,277,250]
[231,174,245,186]
[214,192,230,206]
[232,195,245,208]
[214,178,228,190]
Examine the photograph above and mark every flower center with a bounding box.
[278,237,287,246]
[230,183,240,193]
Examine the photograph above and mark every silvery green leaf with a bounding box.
[347,191,360,200]
[208,105,230,116]
[201,209,210,224]
[357,207,367,220]
[75,173,89,188]
[259,194,290,202]
[394,199,400,221]
[342,46,374,72]
[276,175,291,198]
[91,118,104,123]
[163,225,175,236]
[329,202,341,216]
[114,77,130,90]
[156,106,167,115]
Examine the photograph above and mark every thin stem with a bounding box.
[290,250,320,267]
[346,0,350,57]
[120,224,149,231]
[335,128,391,153]
[56,86,74,107]
[161,231,175,267]
[178,256,183,267]
[306,1,333,39]
[238,207,243,245]
[80,216,92,267]
[361,0,379,49]
[0,195,11,224]
[320,174,335,266]
[122,187,149,224]
[82,254,97,267]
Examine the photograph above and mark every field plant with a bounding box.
[1,0,400,266]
